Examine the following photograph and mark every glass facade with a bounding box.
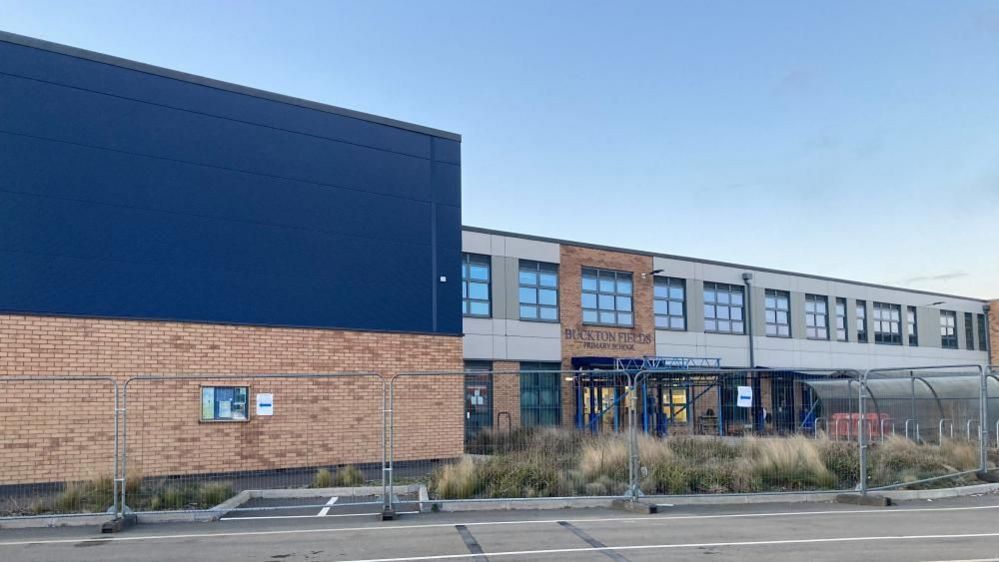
[764,289,790,337]
[835,298,848,341]
[654,277,686,330]
[582,268,633,326]
[805,294,829,340]
[873,302,902,345]
[856,300,868,343]
[520,362,562,427]
[519,260,559,322]
[703,282,745,334]
[940,310,958,349]
[462,253,491,317]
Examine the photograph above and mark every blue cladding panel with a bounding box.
[0,40,461,335]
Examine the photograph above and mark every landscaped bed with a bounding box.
[434,428,989,499]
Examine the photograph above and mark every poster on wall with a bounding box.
[201,388,215,419]
[256,393,274,416]
[737,386,753,408]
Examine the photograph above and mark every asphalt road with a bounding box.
[3,495,999,561]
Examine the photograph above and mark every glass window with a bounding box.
[873,302,902,345]
[856,300,868,343]
[520,362,562,427]
[463,361,493,442]
[462,253,491,317]
[805,294,829,340]
[703,282,745,334]
[965,312,975,350]
[940,310,958,349]
[201,386,248,421]
[979,314,988,351]
[666,388,688,424]
[654,277,686,331]
[764,289,790,337]
[835,298,848,342]
[519,260,559,322]
[581,268,633,327]
[907,306,918,346]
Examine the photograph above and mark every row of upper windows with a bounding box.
[461,255,987,350]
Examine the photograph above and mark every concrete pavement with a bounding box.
[2,495,999,561]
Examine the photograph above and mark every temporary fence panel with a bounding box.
[389,370,633,507]
[121,373,385,515]
[0,376,118,519]
[633,368,862,498]
[860,365,988,493]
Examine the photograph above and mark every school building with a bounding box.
[0,31,994,485]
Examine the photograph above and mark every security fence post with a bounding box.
[980,365,989,474]
[381,374,393,520]
[113,380,121,519]
[858,369,868,496]
[627,373,639,500]
[382,374,397,520]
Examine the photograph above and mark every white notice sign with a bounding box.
[256,393,274,416]
[736,386,753,408]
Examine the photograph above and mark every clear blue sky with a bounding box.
[2,0,997,299]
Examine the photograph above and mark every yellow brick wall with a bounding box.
[491,361,521,431]
[0,314,463,484]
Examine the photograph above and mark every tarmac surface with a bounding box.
[2,494,999,561]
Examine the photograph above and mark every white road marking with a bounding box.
[220,511,421,521]
[341,533,999,562]
[318,496,340,517]
[923,559,999,562]
[2,503,999,547]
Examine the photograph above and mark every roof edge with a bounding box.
[0,29,461,142]
[461,225,989,303]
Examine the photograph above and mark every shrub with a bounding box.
[312,468,333,488]
[197,482,235,506]
[54,475,114,513]
[433,457,479,499]
[579,436,628,481]
[817,439,860,487]
[741,436,836,491]
[332,465,365,487]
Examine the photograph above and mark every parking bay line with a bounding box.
[220,511,420,521]
[319,497,340,517]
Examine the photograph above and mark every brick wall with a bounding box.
[0,314,463,484]
[559,244,655,428]
[491,361,521,431]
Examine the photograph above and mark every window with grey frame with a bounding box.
[654,277,686,330]
[805,294,829,340]
[764,289,790,337]
[703,282,745,334]
[873,302,902,345]
[520,362,562,427]
[965,312,975,350]
[940,310,958,349]
[581,268,633,326]
[519,260,559,322]
[835,298,848,341]
[462,253,491,317]
[979,314,988,351]
[856,300,868,342]
[907,306,918,346]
